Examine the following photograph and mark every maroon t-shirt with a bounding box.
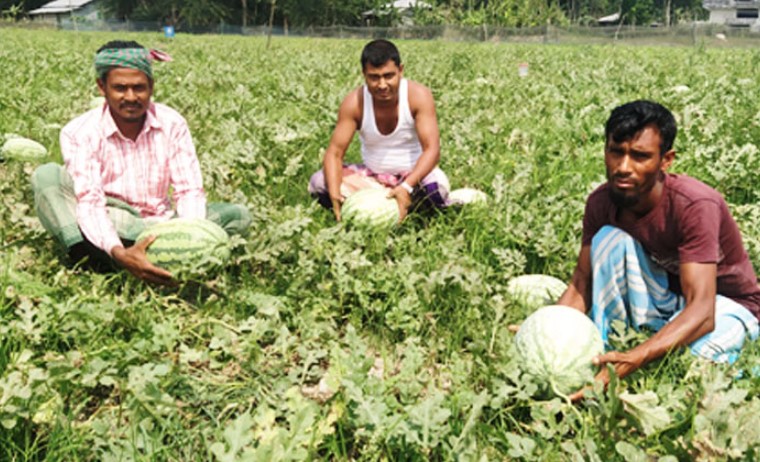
[582,173,760,321]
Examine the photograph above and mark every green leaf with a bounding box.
[619,391,672,436]
[615,441,648,462]
[211,412,255,462]
[505,432,536,459]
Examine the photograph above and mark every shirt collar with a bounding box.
[99,102,162,139]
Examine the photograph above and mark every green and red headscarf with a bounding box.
[94,47,172,80]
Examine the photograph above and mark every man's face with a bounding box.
[97,67,153,124]
[605,125,674,209]
[363,60,403,103]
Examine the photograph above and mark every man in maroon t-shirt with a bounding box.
[557,100,760,401]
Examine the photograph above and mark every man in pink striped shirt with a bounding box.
[32,40,250,284]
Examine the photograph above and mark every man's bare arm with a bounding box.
[386,82,440,220]
[323,89,361,221]
[558,245,593,312]
[615,262,716,369]
[403,82,440,188]
[570,261,717,401]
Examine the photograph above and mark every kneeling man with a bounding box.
[309,39,450,222]
[558,100,760,400]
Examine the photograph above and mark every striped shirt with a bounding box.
[60,102,206,255]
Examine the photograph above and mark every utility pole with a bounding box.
[70,0,78,31]
[267,0,276,49]
[664,0,671,27]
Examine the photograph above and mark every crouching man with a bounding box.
[308,39,450,222]
[557,100,760,400]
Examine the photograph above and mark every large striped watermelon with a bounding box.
[507,274,567,309]
[136,218,230,273]
[341,188,400,229]
[514,305,604,397]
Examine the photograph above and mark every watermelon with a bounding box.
[136,218,230,273]
[514,305,604,396]
[1,136,48,162]
[507,274,567,309]
[448,187,488,206]
[341,188,400,229]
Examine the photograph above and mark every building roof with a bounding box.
[29,0,97,15]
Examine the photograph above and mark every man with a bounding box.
[32,40,250,285]
[308,39,450,221]
[557,100,760,400]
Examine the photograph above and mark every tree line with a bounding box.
[1,0,707,29]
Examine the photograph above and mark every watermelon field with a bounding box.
[2,26,760,460]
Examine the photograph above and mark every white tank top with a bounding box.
[359,78,422,174]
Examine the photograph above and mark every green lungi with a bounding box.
[31,163,251,250]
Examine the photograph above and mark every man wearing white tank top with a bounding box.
[308,39,450,222]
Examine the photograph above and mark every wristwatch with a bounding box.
[400,181,414,194]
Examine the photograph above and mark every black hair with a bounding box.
[97,40,144,53]
[605,100,677,155]
[96,40,146,82]
[360,39,401,70]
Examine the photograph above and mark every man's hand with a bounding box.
[568,350,645,402]
[331,196,344,221]
[111,237,175,286]
[387,186,412,222]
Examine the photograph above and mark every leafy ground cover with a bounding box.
[1,27,760,460]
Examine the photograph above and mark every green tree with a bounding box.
[90,0,710,27]
[414,0,568,26]
[277,0,385,27]
[100,0,232,26]
[1,0,51,17]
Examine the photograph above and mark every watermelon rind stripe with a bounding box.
[135,218,231,273]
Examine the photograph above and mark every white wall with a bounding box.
[76,2,100,20]
[709,8,738,23]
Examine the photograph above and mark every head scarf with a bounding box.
[94,47,172,80]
